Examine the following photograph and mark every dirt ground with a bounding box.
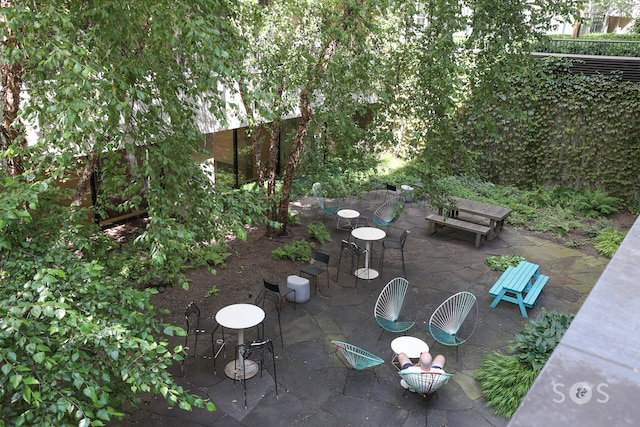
[150,219,318,328]
[106,208,636,329]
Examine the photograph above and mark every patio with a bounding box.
[118,191,609,426]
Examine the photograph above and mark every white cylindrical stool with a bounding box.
[401,185,414,203]
[287,275,310,303]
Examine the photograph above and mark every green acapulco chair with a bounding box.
[331,340,384,393]
[398,370,453,426]
[372,196,405,228]
[374,277,417,340]
[312,182,341,220]
[428,291,478,362]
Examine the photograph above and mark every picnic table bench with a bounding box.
[425,197,511,247]
[444,197,511,241]
[425,213,490,247]
[489,261,549,318]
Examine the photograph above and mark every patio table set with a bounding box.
[178,184,554,424]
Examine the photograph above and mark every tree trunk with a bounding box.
[70,150,97,207]
[239,79,265,188]
[274,39,339,236]
[1,1,25,177]
[265,116,281,235]
[266,86,283,200]
[571,20,581,38]
[275,91,313,236]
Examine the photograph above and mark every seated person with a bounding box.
[398,351,446,390]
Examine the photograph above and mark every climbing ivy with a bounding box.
[458,57,640,211]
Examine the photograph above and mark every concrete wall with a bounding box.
[508,216,640,426]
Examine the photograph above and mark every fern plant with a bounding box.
[575,190,619,218]
[307,222,332,245]
[271,240,313,262]
[592,228,626,258]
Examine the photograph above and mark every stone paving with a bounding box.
[117,192,609,426]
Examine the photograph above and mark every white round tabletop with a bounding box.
[337,209,360,219]
[215,303,265,330]
[351,226,386,241]
[391,336,429,358]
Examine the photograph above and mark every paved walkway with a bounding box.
[118,192,609,426]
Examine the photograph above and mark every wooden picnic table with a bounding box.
[439,197,512,241]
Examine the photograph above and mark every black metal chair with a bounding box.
[383,183,398,202]
[336,240,367,289]
[184,302,226,373]
[300,251,330,294]
[255,279,295,347]
[241,339,278,409]
[380,230,408,277]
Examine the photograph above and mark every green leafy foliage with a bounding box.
[484,255,526,271]
[288,212,302,226]
[475,353,540,419]
[592,228,626,258]
[307,223,332,245]
[271,240,313,262]
[458,56,640,212]
[574,190,619,218]
[509,309,575,370]
[533,34,640,56]
[476,309,574,418]
[206,285,220,298]
[0,177,214,426]
[527,207,584,237]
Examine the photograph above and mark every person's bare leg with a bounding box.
[397,352,412,369]
[432,354,446,369]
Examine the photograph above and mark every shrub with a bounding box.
[574,190,618,218]
[288,211,301,226]
[484,255,526,271]
[475,353,539,419]
[509,309,575,370]
[271,240,313,262]
[307,222,331,245]
[592,228,626,258]
[476,309,575,419]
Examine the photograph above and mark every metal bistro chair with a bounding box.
[312,182,341,220]
[183,302,226,373]
[429,291,478,362]
[300,251,330,294]
[331,340,384,394]
[398,370,453,426]
[241,339,278,409]
[336,240,368,289]
[379,230,408,277]
[383,183,398,202]
[374,277,417,340]
[255,279,295,347]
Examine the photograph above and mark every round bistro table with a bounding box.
[351,226,386,280]
[215,303,265,380]
[337,209,360,230]
[391,336,430,370]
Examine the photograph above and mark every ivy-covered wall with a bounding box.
[459,57,640,209]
